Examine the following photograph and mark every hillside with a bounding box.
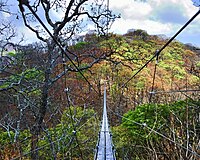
[68,29,200,113]
[0,29,200,159]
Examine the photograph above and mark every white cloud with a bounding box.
[110,0,152,19]
[4,0,199,46]
[2,12,11,18]
[109,0,200,45]
[14,27,40,44]
[50,9,65,22]
[110,18,173,35]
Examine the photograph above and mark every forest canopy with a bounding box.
[0,0,200,159]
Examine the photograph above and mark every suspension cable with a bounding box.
[149,50,159,102]
[11,112,97,160]
[61,49,84,160]
[107,106,200,158]
[121,9,200,88]
[21,2,98,94]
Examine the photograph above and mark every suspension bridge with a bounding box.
[6,1,200,159]
[94,84,116,160]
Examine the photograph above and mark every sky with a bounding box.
[1,0,200,46]
[109,0,200,47]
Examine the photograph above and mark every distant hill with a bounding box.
[72,29,200,110]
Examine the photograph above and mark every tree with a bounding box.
[0,0,117,159]
[113,100,200,159]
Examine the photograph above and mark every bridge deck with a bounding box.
[95,86,115,160]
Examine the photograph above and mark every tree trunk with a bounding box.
[31,128,39,160]
[30,43,53,160]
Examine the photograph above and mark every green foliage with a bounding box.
[135,78,145,89]
[122,104,167,141]
[1,31,199,159]
[0,130,15,145]
[113,100,199,159]
[7,51,16,57]
[158,60,186,79]
[22,68,44,80]
[0,129,31,157]
[0,107,98,159]
[73,41,90,50]
[172,66,186,79]
[110,82,120,99]
[120,101,188,139]
[0,68,44,95]
[37,106,98,159]
[196,61,200,68]
[76,63,89,80]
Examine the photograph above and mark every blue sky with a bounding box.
[1,0,200,46]
[109,0,200,47]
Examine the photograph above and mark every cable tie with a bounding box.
[142,123,147,127]
[64,88,69,92]
[155,49,159,64]
[149,91,155,94]
[156,59,159,64]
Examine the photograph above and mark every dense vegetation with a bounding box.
[1,29,200,159]
[113,100,200,159]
